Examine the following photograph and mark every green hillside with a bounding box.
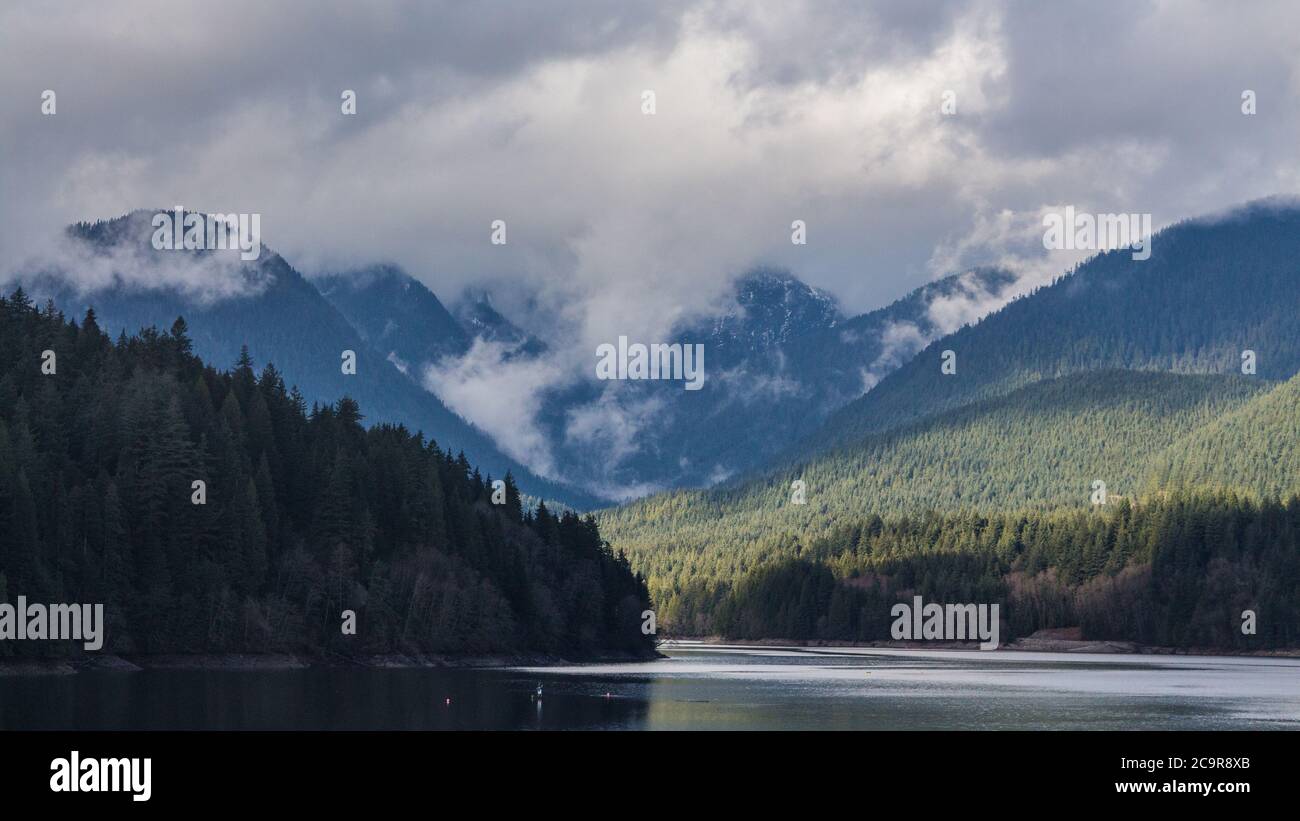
[705,491,1300,649]
[1145,371,1300,499]
[601,370,1266,609]
[797,203,1300,460]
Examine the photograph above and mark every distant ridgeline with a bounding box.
[0,290,655,659]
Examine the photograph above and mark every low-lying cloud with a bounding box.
[422,337,570,479]
[4,223,272,306]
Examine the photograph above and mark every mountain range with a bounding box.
[15,210,1026,506]
[595,199,1300,638]
[15,212,599,509]
[314,262,1024,498]
[9,198,1300,646]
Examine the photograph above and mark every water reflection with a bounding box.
[2,647,1296,730]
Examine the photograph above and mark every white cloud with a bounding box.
[5,219,271,305]
[421,338,568,477]
[563,389,668,499]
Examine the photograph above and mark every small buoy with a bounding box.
[445,697,451,705]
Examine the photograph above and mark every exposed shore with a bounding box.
[661,628,1300,658]
[8,629,1296,676]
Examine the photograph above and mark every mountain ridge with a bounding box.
[13,211,600,508]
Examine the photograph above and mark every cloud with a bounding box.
[563,389,669,499]
[6,0,1300,493]
[861,320,930,392]
[714,363,804,405]
[925,268,1026,334]
[421,337,568,477]
[4,1,1300,323]
[4,215,272,305]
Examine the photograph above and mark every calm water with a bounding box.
[2,644,1297,730]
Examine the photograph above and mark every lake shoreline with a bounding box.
[9,629,1296,676]
[663,632,1300,658]
[0,648,664,677]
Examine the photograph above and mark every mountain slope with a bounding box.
[1146,371,1300,499]
[453,290,546,356]
[600,370,1266,598]
[316,264,471,374]
[524,266,1020,497]
[310,264,1018,500]
[797,201,1300,460]
[19,212,597,508]
[0,289,652,657]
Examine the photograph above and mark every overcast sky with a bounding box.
[3,0,1299,385]
[4,1,1300,326]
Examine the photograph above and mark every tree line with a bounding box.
[0,289,655,659]
[667,491,1299,649]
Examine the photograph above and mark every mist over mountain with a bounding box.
[415,265,1027,500]
[452,291,546,357]
[796,199,1300,460]
[4,200,1048,505]
[11,199,1298,516]
[7,212,599,509]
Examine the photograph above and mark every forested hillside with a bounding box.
[0,289,654,659]
[700,492,1300,650]
[597,203,1300,648]
[1145,372,1300,499]
[21,212,596,508]
[601,370,1265,602]
[798,202,1300,458]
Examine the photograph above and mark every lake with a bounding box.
[2,643,1297,730]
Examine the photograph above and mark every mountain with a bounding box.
[16,211,597,509]
[307,263,1020,500]
[0,289,655,658]
[528,268,849,495]
[522,266,1020,497]
[599,369,1265,599]
[797,200,1300,459]
[597,200,1300,639]
[315,264,471,374]
[453,290,546,356]
[692,267,843,356]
